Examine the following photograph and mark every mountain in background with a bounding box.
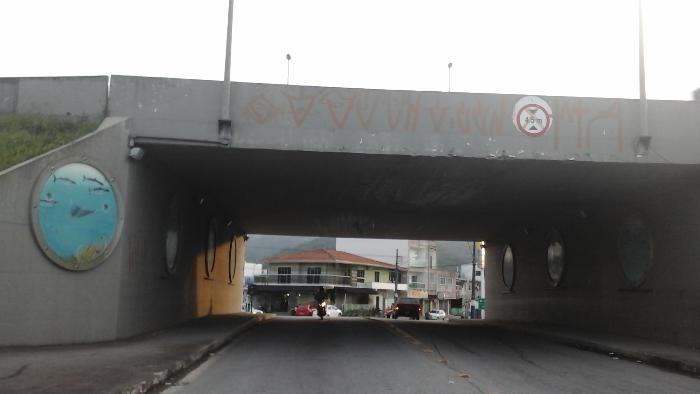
[246,236,475,270]
[245,235,336,262]
[435,241,475,271]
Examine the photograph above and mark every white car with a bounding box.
[312,304,343,318]
[427,309,446,320]
[251,307,263,314]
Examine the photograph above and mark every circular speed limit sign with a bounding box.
[513,96,553,137]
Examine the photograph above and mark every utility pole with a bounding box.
[471,241,477,301]
[426,249,431,311]
[394,248,399,301]
[428,253,432,310]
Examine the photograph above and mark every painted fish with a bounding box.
[89,187,111,194]
[71,205,95,218]
[53,175,76,184]
[40,199,59,205]
[83,175,104,186]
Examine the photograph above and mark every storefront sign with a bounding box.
[407,289,428,299]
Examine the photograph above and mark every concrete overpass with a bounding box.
[1,76,699,347]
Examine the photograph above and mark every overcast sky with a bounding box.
[3,0,699,100]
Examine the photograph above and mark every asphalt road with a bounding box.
[164,317,700,394]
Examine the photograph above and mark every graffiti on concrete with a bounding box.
[243,87,625,152]
[34,163,119,271]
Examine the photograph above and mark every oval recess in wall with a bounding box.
[228,235,237,284]
[502,244,515,291]
[546,230,565,287]
[205,217,217,278]
[618,213,653,288]
[164,195,181,275]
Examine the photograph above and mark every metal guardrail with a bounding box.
[408,282,426,289]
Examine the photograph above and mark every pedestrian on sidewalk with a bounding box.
[469,298,477,319]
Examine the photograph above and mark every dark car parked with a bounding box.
[388,297,422,320]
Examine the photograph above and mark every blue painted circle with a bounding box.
[36,163,119,270]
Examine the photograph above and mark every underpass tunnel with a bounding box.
[124,153,248,326]
[4,118,699,348]
[4,75,700,353]
[139,140,700,348]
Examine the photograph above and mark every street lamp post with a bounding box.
[448,62,453,92]
[219,0,235,145]
[638,0,648,138]
[635,0,651,157]
[286,53,291,85]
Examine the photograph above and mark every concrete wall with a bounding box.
[229,83,700,163]
[485,174,700,347]
[106,75,700,164]
[0,117,245,345]
[108,75,221,142]
[0,76,107,121]
[0,120,128,345]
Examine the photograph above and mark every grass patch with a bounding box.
[0,114,98,171]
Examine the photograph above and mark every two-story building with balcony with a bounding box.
[249,249,408,313]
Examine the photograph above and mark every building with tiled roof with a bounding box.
[250,249,408,314]
[263,249,409,271]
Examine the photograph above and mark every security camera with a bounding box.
[128,147,145,160]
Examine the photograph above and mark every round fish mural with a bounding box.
[34,163,120,270]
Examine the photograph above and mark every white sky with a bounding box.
[3,0,699,100]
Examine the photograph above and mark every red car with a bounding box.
[291,303,318,316]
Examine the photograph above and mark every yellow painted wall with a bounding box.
[196,234,246,317]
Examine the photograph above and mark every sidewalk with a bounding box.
[451,319,700,377]
[0,314,269,394]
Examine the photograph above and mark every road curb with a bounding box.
[537,332,700,377]
[120,316,264,394]
[487,323,700,378]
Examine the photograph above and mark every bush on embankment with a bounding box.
[0,115,98,171]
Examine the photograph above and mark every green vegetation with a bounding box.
[341,307,380,317]
[0,114,98,171]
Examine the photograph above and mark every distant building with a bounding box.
[244,262,263,285]
[249,249,408,313]
[245,236,484,317]
[242,262,263,312]
[407,240,481,313]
